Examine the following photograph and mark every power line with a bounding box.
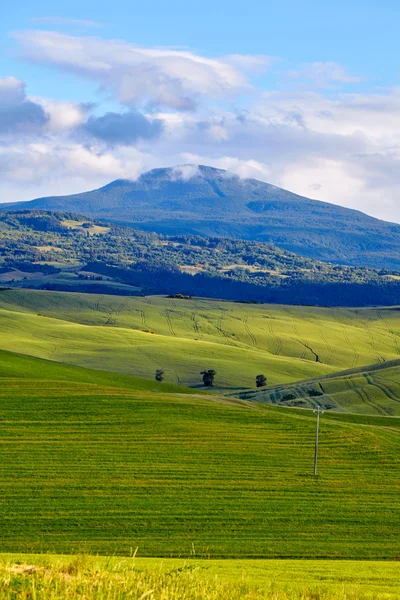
[312,405,324,476]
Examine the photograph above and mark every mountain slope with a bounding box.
[2,165,400,269]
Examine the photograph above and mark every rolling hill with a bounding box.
[235,359,400,416]
[0,289,399,392]
[2,165,400,269]
[1,348,400,558]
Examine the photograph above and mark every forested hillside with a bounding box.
[1,210,399,306]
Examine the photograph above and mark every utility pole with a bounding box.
[313,405,324,476]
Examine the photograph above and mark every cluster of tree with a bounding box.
[155,368,268,389]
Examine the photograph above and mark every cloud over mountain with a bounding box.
[1,30,400,223]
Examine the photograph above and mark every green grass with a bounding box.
[0,289,399,390]
[1,351,400,558]
[1,555,400,599]
[236,359,400,416]
[0,348,196,395]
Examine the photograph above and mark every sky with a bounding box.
[1,0,400,222]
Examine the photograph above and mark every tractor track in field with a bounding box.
[216,314,228,338]
[334,311,359,368]
[376,310,400,355]
[212,303,228,339]
[243,314,257,347]
[367,375,400,407]
[144,298,152,305]
[164,310,177,337]
[291,322,308,360]
[30,328,58,361]
[191,312,202,338]
[317,323,334,365]
[361,316,384,364]
[140,309,149,330]
[265,316,282,356]
[346,377,386,415]
[104,303,125,326]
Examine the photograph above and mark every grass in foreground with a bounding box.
[1,351,400,558]
[0,289,400,390]
[1,555,400,599]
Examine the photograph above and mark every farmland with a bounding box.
[1,288,400,569]
[238,359,400,416]
[0,289,399,390]
[1,350,400,558]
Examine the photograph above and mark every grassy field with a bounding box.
[1,554,400,599]
[0,289,399,390]
[1,350,400,558]
[237,359,400,416]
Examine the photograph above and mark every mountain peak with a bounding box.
[1,164,399,270]
[137,164,232,184]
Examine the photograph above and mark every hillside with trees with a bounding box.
[0,209,399,306]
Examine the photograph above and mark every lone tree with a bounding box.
[155,369,165,382]
[201,369,216,387]
[256,374,267,388]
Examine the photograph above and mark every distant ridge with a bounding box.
[2,164,400,269]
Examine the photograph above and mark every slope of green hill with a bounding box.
[1,350,400,558]
[0,289,399,390]
[235,359,400,416]
[0,348,196,395]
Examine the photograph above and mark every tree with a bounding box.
[201,369,216,387]
[155,369,165,382]
[256,374,267,388]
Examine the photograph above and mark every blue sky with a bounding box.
[1,0,400,221]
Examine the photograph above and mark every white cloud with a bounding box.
[170,164,200,181]
[29,17,102,28]
[2,43,400,224]
[38,98,90,131]
[180,154,271,181]
[14,30,274,110]
[288,62,363,87]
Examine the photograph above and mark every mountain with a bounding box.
[2,165,400,269]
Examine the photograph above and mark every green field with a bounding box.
[1,554,400,599]
[1,350,400,558]
[0,289,399,390]
[237,359,400,416]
